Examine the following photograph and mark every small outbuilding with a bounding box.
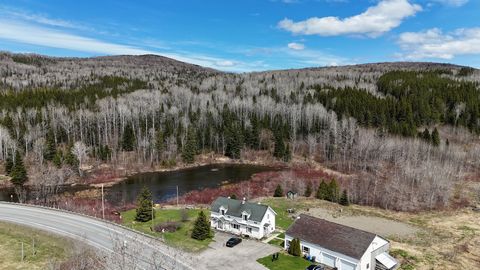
[286,190,298,199]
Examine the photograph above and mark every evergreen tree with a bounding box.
[230,194,237,200]
[10,151,27,186]
[44,129,56,161]
[431,128,440,147]
[273,184,284,197]
[64,144,79,167]
[288,238,302,257]
[225,123,242,159]
[135,186,153,222]
[182,127,198,164]
[283,144,292,162]
[316,180,329,200]
[327,179,340,202]
[53,150,63,168]
[4,155,13,175]
[155,130,165,158]
[304,182,313,197]
[191,211,211,240]
[421,128,431,141]
[273,132,286,160]
[122,123,135,151]
[98,145,111,161]
[339,189,350,206]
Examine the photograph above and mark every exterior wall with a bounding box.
[284,234,360,270]
[260,208,276,235]
[210,210,274,239]
[365,236,390,270]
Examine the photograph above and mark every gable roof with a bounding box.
[211,197,272,222]
[286,214,377,260]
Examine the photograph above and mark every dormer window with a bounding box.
[243,214,248,221]
[219,206,227,215]
[221,209,225,215]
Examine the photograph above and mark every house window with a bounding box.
[367,263,369,269]
[221,209,225,215]
[243,214,248,221]
[233,224,240,230]
[247,227,252,233]
[302,246,310,254]
[286,240,291,248]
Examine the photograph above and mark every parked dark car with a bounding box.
[306,265,324,270]
[226,237,242,247]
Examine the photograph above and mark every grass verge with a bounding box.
[0,222,72,270]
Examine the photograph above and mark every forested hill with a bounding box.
[1,52,479,211]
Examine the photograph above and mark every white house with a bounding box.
[285,214,398,270]
[210,197,276,239]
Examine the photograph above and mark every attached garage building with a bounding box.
[285,214,398,270]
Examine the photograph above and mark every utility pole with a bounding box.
[32,237,35,256]
[101,184,105,220]
[21,242,24,262]
[176,185,179,206]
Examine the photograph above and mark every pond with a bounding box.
[105,164,275,205]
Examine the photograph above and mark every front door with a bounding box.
[217,220,224,230]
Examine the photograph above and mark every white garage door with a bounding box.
[340,260,356,270]
[323,254,336,267]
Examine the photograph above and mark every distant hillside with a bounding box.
[0,52,479,211]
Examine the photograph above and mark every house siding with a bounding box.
[210,207,276,239]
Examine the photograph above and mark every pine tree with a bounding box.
[191,211,211,240]
[283,144,292,162]
[122,123,135,151]
[339,189,350,206]
[273,184,284,197]
[135,186,153,222]
[4,155,13,175]
[421,128,431,141]
[182,127,198,164]
[288,238,302,257]
[273,132,286,160]
[431,127,440,147]
[225,123,242,159]
[10,151,27,186]
[64,144,79,167]
[316,180,329,200]
[304,182,313,197]
[327,179,340,202]
[53,150,63,168]
[44,129,56,161]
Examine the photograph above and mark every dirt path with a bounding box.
[305,207,418,238]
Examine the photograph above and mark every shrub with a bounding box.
[191,211,211,240]
[274,184,284,197]
[288,238,302,257]
[154,221,181,233]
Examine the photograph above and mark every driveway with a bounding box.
[195,232,281,270]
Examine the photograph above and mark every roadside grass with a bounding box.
[0,222,72,270]
[121,208,213,252]
[257,253,313,270]
[268,237,284,247]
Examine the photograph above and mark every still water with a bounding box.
[105,164,275,205]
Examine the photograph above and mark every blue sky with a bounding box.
[0,0,478,71]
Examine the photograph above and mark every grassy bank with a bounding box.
[121,208,213,252]
[0,222,72,270]
[257,253,312,270]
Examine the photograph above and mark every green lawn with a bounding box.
[257,253,313,270]
[0,222,72,270]
[261,198,310,230]
[121,208,213,252]
[268,237,284,247]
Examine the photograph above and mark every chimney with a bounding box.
[242,197,246,204]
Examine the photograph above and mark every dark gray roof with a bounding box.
[286,214,377,260]
[211,197,270,222]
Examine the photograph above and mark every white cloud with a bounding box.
[431,0,468,7]
[278,0,422,37]
[287,42,305,50]
[397,27,480,59]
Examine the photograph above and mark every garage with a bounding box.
[340,260,357,270]
[323,253,336,267]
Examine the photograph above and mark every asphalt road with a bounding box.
[0,202,195,270]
